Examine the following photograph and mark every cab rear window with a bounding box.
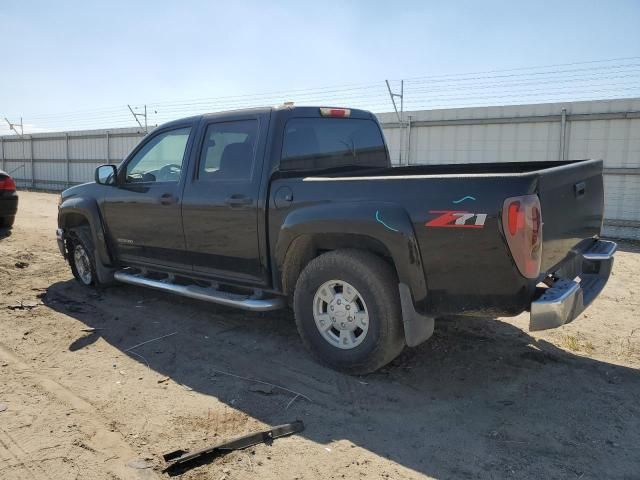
[281,118,388,171]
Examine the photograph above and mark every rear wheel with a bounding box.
[293,249,405,374]
[67,226,99,288]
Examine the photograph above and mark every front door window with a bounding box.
[125,127,191,183]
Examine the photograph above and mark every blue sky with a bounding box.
[1,0,639,133]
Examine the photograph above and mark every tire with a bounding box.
[293,249,405,374]
[0,216,15,229]
[67,226,100,288]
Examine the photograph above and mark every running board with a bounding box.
[113,270,285,312]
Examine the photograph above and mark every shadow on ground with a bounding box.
[43,278,640,478]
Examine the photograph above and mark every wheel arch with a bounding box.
[58,196,114,283]
[275,202,428,310]
[280,232,398,297]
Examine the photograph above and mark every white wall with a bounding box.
[379,98,640,239]
[0,127,145,191]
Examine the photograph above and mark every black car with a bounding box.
[0,170,18,229]
[56,106,616,373]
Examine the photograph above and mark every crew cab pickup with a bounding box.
[56,105,616,373]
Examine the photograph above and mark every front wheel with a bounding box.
[293,249,405,374]
[67,226,99,288]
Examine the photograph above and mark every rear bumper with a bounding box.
[530,239,616,331]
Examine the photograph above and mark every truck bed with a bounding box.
[309,159,593,177]
[306,159,603,270]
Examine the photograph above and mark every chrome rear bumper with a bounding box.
[530,239,616,331]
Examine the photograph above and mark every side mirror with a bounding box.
[95,164,117,186]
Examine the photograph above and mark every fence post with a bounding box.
[65,133,70,187]
[106,131,110,164]
[405,115,412,165]
[30,135,34,188]
[559,108,567,161]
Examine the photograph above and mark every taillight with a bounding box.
[319,107,351,118]
[0,176,16,191]
[502,194,543,278]
[507,201,522,235]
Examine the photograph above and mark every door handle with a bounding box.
[225,194,252,207]
[159,193,177,205]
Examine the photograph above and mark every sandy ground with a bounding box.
[0,191,639,480]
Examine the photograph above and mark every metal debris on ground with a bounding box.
[162,421,304,475]
[7,300,40,310]
[124,332,178,353]
[208,368,312,404]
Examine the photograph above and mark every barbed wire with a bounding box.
[2,57,640,134]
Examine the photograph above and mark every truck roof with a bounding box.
[157,106,377,130]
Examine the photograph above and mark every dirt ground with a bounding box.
[0,191,639,480]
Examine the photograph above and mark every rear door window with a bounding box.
[198,120,258,181]
[281,118,388,171]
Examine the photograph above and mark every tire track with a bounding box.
[0,342,159,480]
[0,429,48,480]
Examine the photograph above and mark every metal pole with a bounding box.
[400,80,404,123]
[1,137,4,172]
[560,108,567,161]
[406,115,412,166]
[106,131,110,164]
[65,133,70,187]
[385,80,402,124]
[128,104,144,129]
[21,118,26,188]
[30,135,34,188]
[385,80,406,164]
[3,117,24,186]
[144,105,148,133]
[400,81,405,165]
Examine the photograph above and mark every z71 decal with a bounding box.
[425,210,487,228]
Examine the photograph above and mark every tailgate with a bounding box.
[537,159,604,272]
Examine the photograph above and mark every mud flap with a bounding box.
[399,283,434,347]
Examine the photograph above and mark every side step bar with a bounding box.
[113,270,286,312]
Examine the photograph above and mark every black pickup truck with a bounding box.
[56,105,616,373]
